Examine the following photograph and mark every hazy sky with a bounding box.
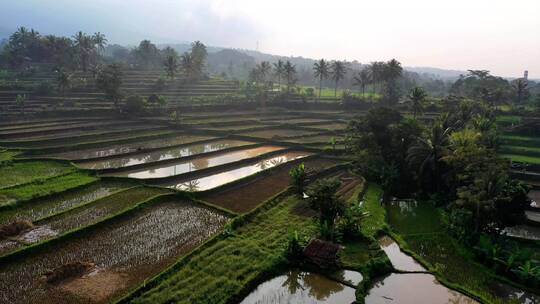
[2,0,539,77]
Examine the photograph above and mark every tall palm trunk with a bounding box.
[319,75,323,100]
[334,80,338,97]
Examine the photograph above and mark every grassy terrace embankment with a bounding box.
[386,201,537,304]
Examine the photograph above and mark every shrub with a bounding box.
[289,163,306,197]
[154,77,167,91]
[286,229,308,259]
[33,81,54,95]
[123,95,146,113]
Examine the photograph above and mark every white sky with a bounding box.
[2,0,539,77]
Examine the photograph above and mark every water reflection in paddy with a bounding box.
[379,236,425,272]
[161,151,311,191]
[240,270,356,304]
[365,273,478,304]
[78,139,253,169]
[50,134,214,160]
[112,146,285,179]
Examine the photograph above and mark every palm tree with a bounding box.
[407,87,427,119]
[164,54,179,80]
[92,32,107,56]
[73,31,94,72]
[330,61,347,97]
[284,61,297,97]
[257,61,271,84]
[181,52,195,81]
[353,68,371,98]
[368,61,385,93]
[513,78,528,104]
[313,59,330,100]
[407,123,451,191]
[273,60,285,91]
[56,70,72,102]
[190,41,207,79]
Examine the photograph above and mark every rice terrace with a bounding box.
[1,1,540,303]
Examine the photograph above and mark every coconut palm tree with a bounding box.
[313,59,330,100]
[92,32,107,56]
[56,69,72,102]
[164,54,179,80]
[273,60,285,91]
[330,61,347,97]
[368,61,385,93]
[353,68,371,98]
[73,31,94,72]
[407,122,451,191]
[284,61,297,97]
[513,78,528,104]
[181,52,195,81]
[407,87,427,119]
[257,61,271,84]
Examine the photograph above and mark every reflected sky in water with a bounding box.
[53,135,214,160]
[113,146,285,179]
[80,140,253,169]
[366,273,478,304]
[164,151,311,191]
[240,270,356,304]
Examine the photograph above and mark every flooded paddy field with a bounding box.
[16,129,173,149]
[0,180,134,225]
[106,145,285,179]
[378,236,425,272]
[239,128,322,139]
[240,270,356,304]
[47,133,214,160]
[77,139,254,170]
[157,151,313,191]
[0,121,101,135]
[283,135,344,144]
[202,157,338,213]
[0,187,169,255]
[307,122,348,131]
[0,121,143,138]
[385,199,540,303]
[2,124,164,143]
[365,273,478,304]
[0,199,229,304]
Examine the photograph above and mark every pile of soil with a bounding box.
[44,262,95,284]
[0,219,33,238]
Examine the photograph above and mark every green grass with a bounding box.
[0,160,76,189]
[387,201,530,304]
[359,183,385,239]
[500,145,540,158]
[0,150,18,163]
[128,195,316,304]
[0,172,98,207]
[501,135,540,147]
[501,154,540,165]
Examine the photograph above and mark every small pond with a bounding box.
[240,270,356,304]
